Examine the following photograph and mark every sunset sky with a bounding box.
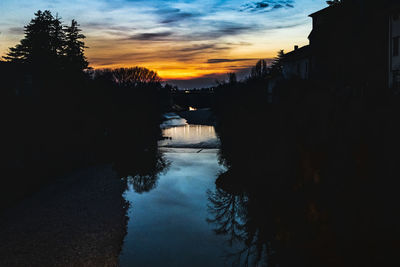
[0,0,327,88]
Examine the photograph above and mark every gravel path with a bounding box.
[0,165,128,267]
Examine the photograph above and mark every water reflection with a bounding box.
[127,174,160,194]
[207,172,273,267]
[160,124,219,148]
[119,149,232,266]
[113,146,169,194]
[119,116,250,266]
[208,141,400,267]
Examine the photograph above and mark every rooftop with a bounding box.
[282,45,311,62]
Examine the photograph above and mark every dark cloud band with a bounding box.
[207,58,257,64]
[127,32,173,41]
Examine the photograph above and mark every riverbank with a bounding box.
[0,165,128,266]
[177,108,216,126]
[159,112,220,149]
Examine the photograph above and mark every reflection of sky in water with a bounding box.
[119,150,233,267]
[160,125,220,148]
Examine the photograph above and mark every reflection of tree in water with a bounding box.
[209,142,400,267]
[128,174,159,193]
[127,151,170,193]
[207,173,275,267]
[113,148,169,194]
[207,188,247,245]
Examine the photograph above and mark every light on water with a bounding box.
[119,114,234,266]
[160,124,219,149]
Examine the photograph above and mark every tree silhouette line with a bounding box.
[208,49,400,267]
[4,10,88,72]
[0,10,170,210]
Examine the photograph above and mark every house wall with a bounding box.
[282,58,310,80]
[390,13,400,89]
[308,8,354,85]
[308,3,392,92]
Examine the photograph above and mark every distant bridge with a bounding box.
[171,90,215,109]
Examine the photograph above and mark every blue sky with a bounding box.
[0,0,327,87]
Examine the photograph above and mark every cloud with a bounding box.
[8,27,24,35]
[157,8,199,24]
[186,23,256,41]
[271,22,304,30]
[177,44,224,52]
[127,32,173,41]
[256,2,269,9]
[207,58,256,64]
[0,0,327,88]
[216,24,254,35]
[240,0,295,12]
[83,22,135,31]
[122,21,256,43]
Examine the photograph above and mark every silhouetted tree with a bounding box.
[51,14,66,65]
[1,10,168,211]
[3,10,88,73]
[250,59,268,79]
[228,72,237,84]
[64,19,88,71]
[4,10,61,65]
[269,50,285,76]
[112,67,161,87]
[327,0,342,6]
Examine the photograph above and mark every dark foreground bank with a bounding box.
[211,79,400,267]
[0,166,128,267]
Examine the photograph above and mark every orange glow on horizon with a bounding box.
[83,36,284,81]
[86,50,279,80]
[0,0,326,87]
[87,61,239,80]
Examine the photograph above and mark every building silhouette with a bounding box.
[282,45,310,80]
[282,0,400,93]
[389,5,400,90]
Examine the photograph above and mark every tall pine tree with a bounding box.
[64,20,88,71]
[4,10,60,65]
[3,11,88,72]
[269,50,285,77]
[50,14,66,66]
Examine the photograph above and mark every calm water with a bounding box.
[2,111,396,266]
[119,116,236,266]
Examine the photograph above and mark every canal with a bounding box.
[119,113,242,266]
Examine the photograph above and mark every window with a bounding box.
[394,37,400,57]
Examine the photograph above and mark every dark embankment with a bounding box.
[0,68,166,212]
[211,78,400,267]
[0,11,173,212]
[178,108,217,126]
[0,166,128,266]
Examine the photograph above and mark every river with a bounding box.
[1,110,395,266]
[119,113,242,266]
[0,112,247,267]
